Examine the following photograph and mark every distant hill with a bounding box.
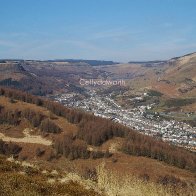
[0,52,195,98]
[0,62,30,82]
[46,59,119,66]
[128,60,166,66]
[0,60,107,95]
[0,62,53,95]
[171,52,196,60]
[158,52,196,96]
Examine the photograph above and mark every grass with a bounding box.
[0,147,196,196]
[0,173,100,196]
[148,90,163,97]
[0,155,101,196]
[150,96,196,113]
[96,162,196,196]
[164,98,196,108]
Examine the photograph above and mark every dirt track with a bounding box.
[0,128,52,146]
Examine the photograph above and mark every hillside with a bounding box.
[0,60,108,96]
[154,52,196,96]
[0,87,195,195]
[1,52,195,99]
[0,62,29,81]
[0,155,100,196]
[97,53,196,114]
[46,59,119,66]
[0,62,54,95]
[99,52,196,96]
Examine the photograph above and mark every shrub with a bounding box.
[0,140,22,155]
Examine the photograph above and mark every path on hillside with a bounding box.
[0,128,52,146]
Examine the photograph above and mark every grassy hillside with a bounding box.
[0,87,195,195]
[0,155,101,196]
[0,88,196,168]
[0,62,53,95]
[100,53,196,114]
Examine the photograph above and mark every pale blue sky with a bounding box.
[0,0,196,62]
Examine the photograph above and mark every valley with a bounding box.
[52,90,196,151]
[0,52,196,196]
[1,1,196,195]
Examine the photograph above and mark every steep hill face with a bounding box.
[154,52,196,97]
[0,60,107,96]
[166,52,196,83]
[93,53,196,115]
[0,62,56,95]
[0,62,29,80]
[0,63,25,72]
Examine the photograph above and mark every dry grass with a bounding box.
[0,155,101,196]
[0,124,24,138]
[96,162,195,196]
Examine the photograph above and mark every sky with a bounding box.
[0,0,196,62]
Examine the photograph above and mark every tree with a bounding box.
[40,118,61,133]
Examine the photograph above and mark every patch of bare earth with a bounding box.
[0,128,52,146]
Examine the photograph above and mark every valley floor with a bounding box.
[52,90,196,151]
